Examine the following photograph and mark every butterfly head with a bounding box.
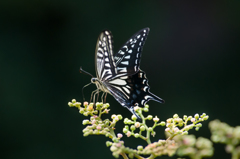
[91,77,98,84]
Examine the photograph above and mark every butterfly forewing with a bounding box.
[95,30,117,81]
[114,28,150,77]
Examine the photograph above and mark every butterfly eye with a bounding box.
[91,78,97,83]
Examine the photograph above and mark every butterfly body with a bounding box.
[88,28,164,120]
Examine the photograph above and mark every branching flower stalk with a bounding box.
[68,99,210,159]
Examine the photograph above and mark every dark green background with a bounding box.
[1,1,240,159]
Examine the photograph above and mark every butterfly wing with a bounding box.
[114,28,150,78]
[104,69,164,119]
[95,30,117,81]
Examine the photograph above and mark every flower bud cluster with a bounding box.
[209,119,240,156]
[175,135,214,158]
[139,139,178,157]
[123,105,166,140]
[165,113,209,138]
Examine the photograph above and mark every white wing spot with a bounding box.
[125,55,130,59]
[139,42,142,46]
[120,76,128,80]
[105,58,109,62]
[109,79,127,85]
[105,52,108,56]
[137,35,141,39]
[128,50,132,53]
[105,31,109,35]
[121,61,129,65]
[119,50,125,55]
[141,100,145,105]
[139,73,143,78]
[97,52,103,57]
[130,39,133,42]
[123,87,130,94]
[103,37,106,41]
[144,30,146,33]
[105,63,110,67]
[131,44,135,48]
[136,53,139,58]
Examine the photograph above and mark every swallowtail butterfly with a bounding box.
[80,28,164,120]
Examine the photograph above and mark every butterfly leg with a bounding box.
[90,89,99,103]
[101,92,105,103]
[104,93,108,103]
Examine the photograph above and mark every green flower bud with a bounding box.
[134,133,140,138]
[112,137,119,143]
[131,115,137,120]
[183,115,187,120]
[137,145,143,151]
[79,108,84,114]
[123,128,128,133]
[106,141,112,147]
[196,123,202,127]
[160,121,166,126]
[182,131,188,135]
[128,153,134,159]
[130,125,136,131]
[147,115,153,120]
[195,127,199,131]
[173,114,179,119]
[124,118,129,124]
[82,119,89,125]
[117,115,123,120]
[68,102,73,107]
[194,113,199,119]
[140,126,145,131]
[144,104,149,108]
[203,115,209,120]
[148,127,153,132]
[201,113,206,118]
[143,108,149,112]
[72,99,76,103]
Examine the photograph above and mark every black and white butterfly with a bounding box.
[80,28,164,120]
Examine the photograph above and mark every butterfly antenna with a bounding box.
[82,82,92,102]
[79,66,94,77]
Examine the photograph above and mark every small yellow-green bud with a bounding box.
[201,113,206,117]
[198,118,203,121]
[128,153,134,159]
[131,115,137,120]
[160,121,166,126]
[189,124,194,129]
[112,137,119,143]
[75,102,81,107]
[123,128,128,133]
[124,118,129,124]
[117,115,123,120]
[83,112,89,116]
[134,133,140,138]
[127,120,133,125]
[82,120,89,125]
[130,125,136,131]
[174,127,179,133]
[183,115,187,120]
[173,114,179,118]
[143,107,149,112]
[203,115,209,120]
[72,99,76,103]
[68,102,73,107]
[187,116,193,120]
[106,141,112,147]
[144,104,149,108]
[195,127,199,131]
[140,126,145,131]
[194,113,199,119]
[182,131,188,135]
[105,133,110,137]
[148,127,153,132]
[137,145,143,151]
[146,115,153,120]
[79,108,84,114]
[196,123,202,127]
[96,125,102,130]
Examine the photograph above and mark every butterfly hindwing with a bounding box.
[104,69,164,109]
[114,28,150,77]
[95,30,117,81]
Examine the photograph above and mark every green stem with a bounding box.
[121,153,129,159]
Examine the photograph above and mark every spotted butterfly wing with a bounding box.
[94,28,164,120]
